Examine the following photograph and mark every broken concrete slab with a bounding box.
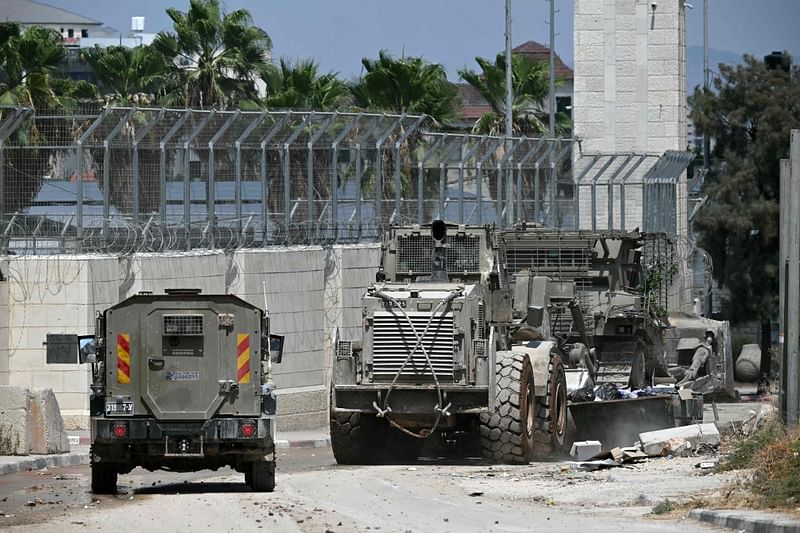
[0,387,31,455]
[0,386,70,455]
[570,440,602,461]
[29,389,69,454]
[639,423,720,457]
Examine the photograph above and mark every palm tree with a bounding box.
[0,23,65,109]
[81,45,166,105]
[152,0,272,109]
[458,52,570,136]
[349,50,460,125]
[259,58,348,110]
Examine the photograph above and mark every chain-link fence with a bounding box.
[0,105,691,255]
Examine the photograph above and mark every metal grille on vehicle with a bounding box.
[396,234,480,274]
[372,311,454,381]
[163,314,204,336]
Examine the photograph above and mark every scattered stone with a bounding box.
[639,424,720,457]
[570,440,602,461]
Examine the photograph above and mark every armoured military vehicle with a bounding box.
[330,220,569,464]
[501,226,669,389]
[79,289,284,493]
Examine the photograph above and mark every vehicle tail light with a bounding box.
[239,420,257,438]
[112,421,128,439]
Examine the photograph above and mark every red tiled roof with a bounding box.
[455,40,572,121]
[513,40,573,80]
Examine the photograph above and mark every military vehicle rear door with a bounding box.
[143,306,232,420]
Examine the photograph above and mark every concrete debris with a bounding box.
[0,386,69,455]
[570,446,648,471]
[568,458,621,471]
[570,440,602,461]
[639,423,720,457]
[734,344,761,382]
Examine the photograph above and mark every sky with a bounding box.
[43,0,800,81]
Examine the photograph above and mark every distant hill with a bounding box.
[686,46,743,94]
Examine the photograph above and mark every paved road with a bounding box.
[0,447,729,532]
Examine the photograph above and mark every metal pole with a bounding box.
[417,134,447,225]
[606,154,633,230]
[283,113,314,242]
[475,137,505,224]
[102,107,136,243]
[787,129,800,426]
[259,113,291,245]
[132,108,165,226]
[331,114,362,240]
[702,0,710,170]
[780,157,790,422]
[549,140,573,226]
[496,138,523,226]
[235,110,268,243]
[590,156,615,231]
[548,0,556,138]
[394,114,426,221]
[504,0,514,226]
[354,116,386,236]
[375,115,405,226]
[618,154,648,231]
[307,113,337,236]
[208,110,239,242]
[183,110,214,250]
[159,110,191,240]
[439,137,465,219]
[572,154,600,230]
[76,108,111,249]
[458,136,489,223]
[0,108,31,225]
[514,139,547,223]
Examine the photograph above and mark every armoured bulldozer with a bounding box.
[500,226,675,389]
[330,220,570,464]
[65,289,284,493]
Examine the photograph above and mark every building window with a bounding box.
[556,96,572,119]
[81,29,88,38]
[67,28,74,38]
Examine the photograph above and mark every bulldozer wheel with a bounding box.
[330,412,385,464]
[532,355,568,458]
[479,351,535,464]
[90,462,118,494]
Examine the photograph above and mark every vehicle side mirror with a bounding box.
[268,334,284,364]
[79,335,97,364]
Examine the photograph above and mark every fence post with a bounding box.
[132,108,165,227]
[76,108,111,251]
[102,107,136,244]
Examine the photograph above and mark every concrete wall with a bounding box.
[574,0,691,311]
[574,0,688,156]
[0,245,382,430]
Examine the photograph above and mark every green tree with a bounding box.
[152,0,272,108]
[82,45,166,104]
[0,23,65,109]
[349,50,459,125]
[689,53,800,323]
[458,52,569,136]
[259,58,348,110]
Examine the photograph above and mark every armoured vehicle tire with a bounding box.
[249,460,275,492]
[330,412,385,464]
[90,463,117,494]
[479,351,535,464]
[532,355,568,458]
